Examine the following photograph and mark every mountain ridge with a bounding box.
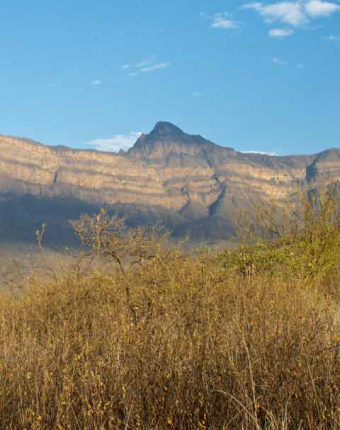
[0,122,339,246]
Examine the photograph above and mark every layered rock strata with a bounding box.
[0,122,339,243]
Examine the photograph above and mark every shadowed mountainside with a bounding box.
[0,121,339,246]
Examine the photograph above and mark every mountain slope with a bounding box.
[0,123,339,246]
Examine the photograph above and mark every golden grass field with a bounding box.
[1,191,340,429]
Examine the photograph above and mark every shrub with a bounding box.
[222,188,340,288]
[0,196,340,429]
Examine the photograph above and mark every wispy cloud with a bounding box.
[92,79,102,86]
[201,12,240,30]
[243,1,340,36]
[323,34,340,41]
[269,27,295,37]
[85,132,143,153]
[242,150,278,155]
[123,59,154,70]
[124,59,171,77]
[139,62,171,73]
[211,13,239,29]
[272,56,289,65]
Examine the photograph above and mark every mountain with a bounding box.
[128,121,227,160]
[0,122,339,246]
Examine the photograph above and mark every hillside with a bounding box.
[0,121,338,245]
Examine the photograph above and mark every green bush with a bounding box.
[220,188,340,288]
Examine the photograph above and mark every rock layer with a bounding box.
[0,121,339,244]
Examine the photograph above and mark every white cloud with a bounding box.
[124,59,171,77]
[211,13,239,29]
[272,56,289,65]
[139,62,172,73]
[243,1,340,33]
[269,27,295,36]
[92,79,102,86]
[123,59,154,70]
[305,0,340,17]
[242,150,278,155]
[323,34,340,41]
[201,11,240,30]
[85,132,143,153]
[243,2,307,26]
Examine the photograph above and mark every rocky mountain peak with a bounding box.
[128,121,218,160]
[149,121,185,139]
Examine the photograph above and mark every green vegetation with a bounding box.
[1,190,340,429]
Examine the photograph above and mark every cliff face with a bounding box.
[0,121,339,245]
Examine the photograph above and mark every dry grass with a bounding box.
[1,195,340,429]
[0,249,340,429]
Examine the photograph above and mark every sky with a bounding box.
[1,0,339,155]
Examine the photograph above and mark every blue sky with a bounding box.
[1,0,339,155]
